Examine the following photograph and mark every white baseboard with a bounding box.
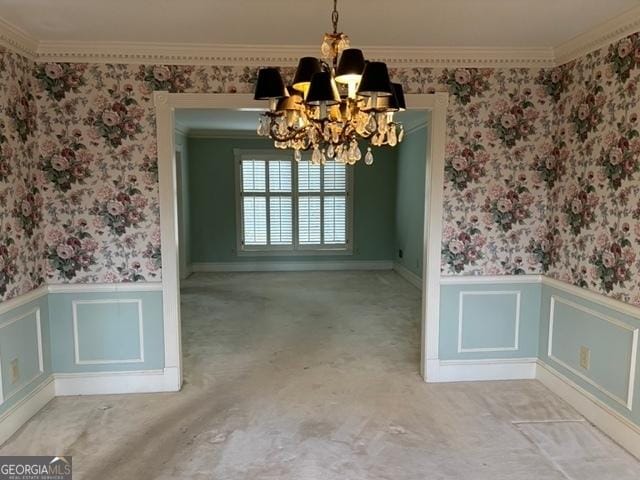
[537,361,640,460]
[54,367,181,396]
[190,260,394,273]
[0,376,55,446]
[426,357,538,383]
[393,262,422,289]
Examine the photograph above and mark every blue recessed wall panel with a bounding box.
[440,281,541,360]
[48,290,164,373]
[540,284,640,426]
[0,294,51,416]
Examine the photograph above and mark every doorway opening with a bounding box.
[154,93,447,389]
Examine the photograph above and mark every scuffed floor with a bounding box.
[1,271,639,479]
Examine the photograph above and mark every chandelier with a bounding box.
[253,0,406,166]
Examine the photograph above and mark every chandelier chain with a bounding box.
[331,0,339,34]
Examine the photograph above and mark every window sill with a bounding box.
[237,247,353,257]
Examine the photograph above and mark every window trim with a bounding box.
[234,148,354,256]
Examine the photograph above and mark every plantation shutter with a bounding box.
[241,158,293,247]
[242,196,267,245]
[239,153,350,251]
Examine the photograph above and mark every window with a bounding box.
[236,150,352,254]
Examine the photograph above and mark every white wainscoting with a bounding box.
[457,290,521,353]
[72,299,145,366]
[0,286,47,316]
[48,282,162,293]
[0,376,54,446]
[191,260,394,273]
[54,367,181,396]
[427,357,538,383]
[0,308,44,405]
[547,295,638,411]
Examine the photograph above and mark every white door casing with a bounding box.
[154,92,449,387]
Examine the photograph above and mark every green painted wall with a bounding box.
[187,136,397,263]
[394,121,429,278]
[176,131,190,278]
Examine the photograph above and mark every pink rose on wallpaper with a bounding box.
[599,122,640,189]
[602,251,616,268]
[103,271,118,283]
[486,265,502,276]
[153,66,171,82]
[623,248,636,265]
[500,113,516,129]
[107,201,125,216]
[44,63,63,80]
[596,232,609,248]
[618,38,633,58]
[150,230,161,245]
[85,89,144,148]
[494,99,509,113]
[136,64,195,93]
[46,228,64,245]
[56,244,74,260]
[442,224,456,242]
[101,111,119,127]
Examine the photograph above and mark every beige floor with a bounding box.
[2,271,639,479]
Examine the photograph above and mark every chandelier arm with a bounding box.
[331,0,339,34]
[266,121,309,144]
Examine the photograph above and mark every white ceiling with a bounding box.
[175,109,428,134]
[0,0,638,48]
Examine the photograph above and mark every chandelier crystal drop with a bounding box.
[253,0,406,166]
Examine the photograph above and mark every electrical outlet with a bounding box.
[579,346,590,370]
[10,358,19,384]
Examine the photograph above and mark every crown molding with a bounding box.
[36,42,319,66]
[35,41,555,67]
[0,6,639,68]
[554,5,640,65]
[0,16,37,59]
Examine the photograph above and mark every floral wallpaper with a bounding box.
[544,33,640,306]
[32,61,552,290]
[402,67,554,277]
[0,32,639,307]
[0,47,44,302]
[34,63,258,290]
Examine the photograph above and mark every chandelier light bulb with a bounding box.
[294,149,302,162]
